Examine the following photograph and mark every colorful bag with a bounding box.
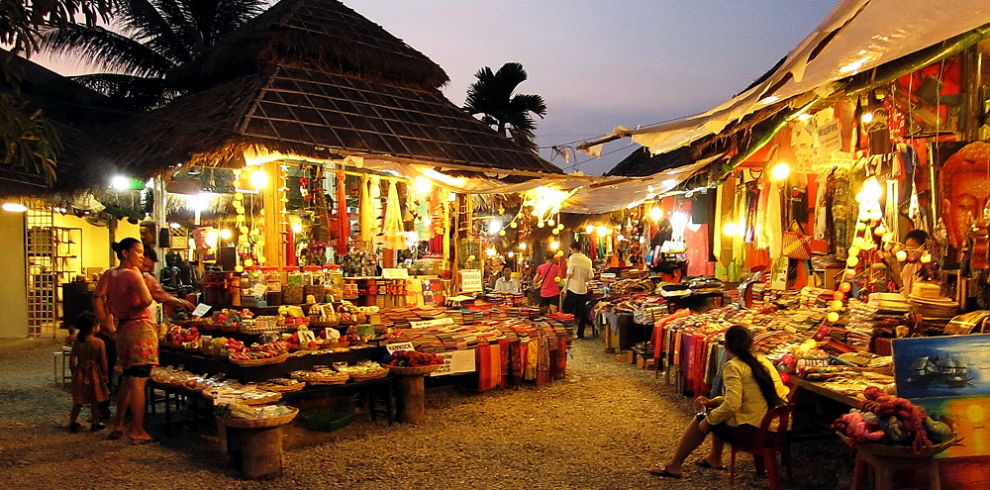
[782,222,812,260]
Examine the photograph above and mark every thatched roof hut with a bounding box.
[101,0,559,179]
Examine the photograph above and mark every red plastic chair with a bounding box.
[728,403,797,490]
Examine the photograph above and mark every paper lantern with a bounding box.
[833,291,845,301]
[827,312,840,323]
[830,300,843,311]
[847,256,859,268]
[839,282,852,293]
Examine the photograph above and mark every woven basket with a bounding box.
[290,370,350,385]
[220,407,298,429]
[228,353,287,367]
[237,391,282,406]
[839,433,957,458]
[348,368,390,381]
[256,382,305,393]
[387,364,441,376]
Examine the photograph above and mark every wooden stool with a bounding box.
[851,445,941,490]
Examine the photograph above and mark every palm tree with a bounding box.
[464,62,547,152]
[39,0,267,112]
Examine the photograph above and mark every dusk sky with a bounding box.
[34,0,841,175]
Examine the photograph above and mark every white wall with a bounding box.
[0,212,27,338]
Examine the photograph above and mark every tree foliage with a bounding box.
[0,0,118,184]
[464,62,547,152]
[40,0,268,112]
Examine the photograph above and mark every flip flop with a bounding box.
[107,430,124,440]
[130,437,156,446]
[648,464,682,478]
[694,459,726,470]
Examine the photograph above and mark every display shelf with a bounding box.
[158,347,386,383]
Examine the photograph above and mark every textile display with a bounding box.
[382,180,406,250]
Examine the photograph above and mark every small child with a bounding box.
[69,312,110,432]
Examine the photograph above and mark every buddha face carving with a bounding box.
[941,142,990,249]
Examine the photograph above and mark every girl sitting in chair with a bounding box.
[650,325,789,478]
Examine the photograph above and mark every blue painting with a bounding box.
[892,335,990,400]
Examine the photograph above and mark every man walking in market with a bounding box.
[564,242,593,339]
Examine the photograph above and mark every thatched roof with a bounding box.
[103,0,560,178]
[102,65,559,177]
[0,50,125,199]
[605,146,696,177]
[173,0,449,91]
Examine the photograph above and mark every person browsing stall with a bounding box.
[650,325,789,478]
[140,248,195,314]
[493,265,521,294]
[92,238,156,445]
[564,242,593,338]
[535,252,561,314]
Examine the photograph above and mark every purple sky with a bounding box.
[33,0,840,175]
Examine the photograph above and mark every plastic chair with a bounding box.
[729,403,797,490]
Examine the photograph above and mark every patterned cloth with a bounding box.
[106,268,158,369]
[71,337,109,405]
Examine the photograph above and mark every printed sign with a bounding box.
[429,349,476,377]
[191,303,211,318]
[386,342,415,354]
[600,273,616,279]
[460,269,483,292]
[383,268,409,279]
[250,283,268,296]
[409,317,454,329]
[816,120,843,154]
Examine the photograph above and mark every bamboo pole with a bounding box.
[262,160,284,268]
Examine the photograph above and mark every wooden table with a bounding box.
[793,378,862,407]
[159,347,386,383]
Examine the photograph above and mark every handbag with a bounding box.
[782,221,812,260]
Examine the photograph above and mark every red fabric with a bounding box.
[477,343,493,392]
[498,338,510,388]
[336,169,349,255]
[511,341,524,386]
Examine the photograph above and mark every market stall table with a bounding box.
[158,347,386,383]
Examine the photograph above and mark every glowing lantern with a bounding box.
[839,282,852,293]
[770,163,790,182]
[723,222,739,237]
[827,312,840,323]
[250,170,268,190]
[585,225,594,234]
[650,207,663,222]
[550,241,559,250]
[847,256,859,268]
[896,250,908,262]
[830,300,843,311]
[220,229,232,240]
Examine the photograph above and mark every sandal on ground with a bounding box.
[130,436,156,446]
[69,423,81,433]
[648,464,682,478]
[107,430,124,440]
[91,424,106,432]
[694,459,726,470]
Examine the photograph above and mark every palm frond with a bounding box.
[463,62,545,153]
[39,23,175,78]
[116,0,193,64]
[509,93,546,119]
[71,73,177,112]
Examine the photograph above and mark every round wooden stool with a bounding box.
[848,438,953,490]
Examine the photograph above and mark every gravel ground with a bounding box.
[0,335,854,489]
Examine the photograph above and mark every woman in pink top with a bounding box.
[535,252,561,314]
[94,237,154,444]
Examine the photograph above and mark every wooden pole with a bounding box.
[262,161,284,268]
[395,374,427,423]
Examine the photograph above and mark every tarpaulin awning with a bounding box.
[612,0,990,156]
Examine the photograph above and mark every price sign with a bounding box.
[600,273,616,279]
[191,303,211,318]
[383,268,409,279]
[250,283,268,296]
[386,341,415,354]
[212,391,238,406]
[460,269,482,292]
[409,317,454,329]
[428,349,476,377]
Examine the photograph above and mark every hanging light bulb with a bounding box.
[413,176,432,195]
[770,163,790,182]
[861,112,874,124]
[585,225,594,234]
[649,207,663,222]
[550,241,559,250]
[518,243,527,250]
[597,225,607,236]
[490,220,502,234]
[250,169,268,189]
[291,223,303,234]
[723,222,739,237]
[508,252,515,258]
[220,229,232,240]
[486,248,496,257]
[448,192,457,202]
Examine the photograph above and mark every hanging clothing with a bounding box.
[382,180,406,250]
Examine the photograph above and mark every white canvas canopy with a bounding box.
[617,0,990,156]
